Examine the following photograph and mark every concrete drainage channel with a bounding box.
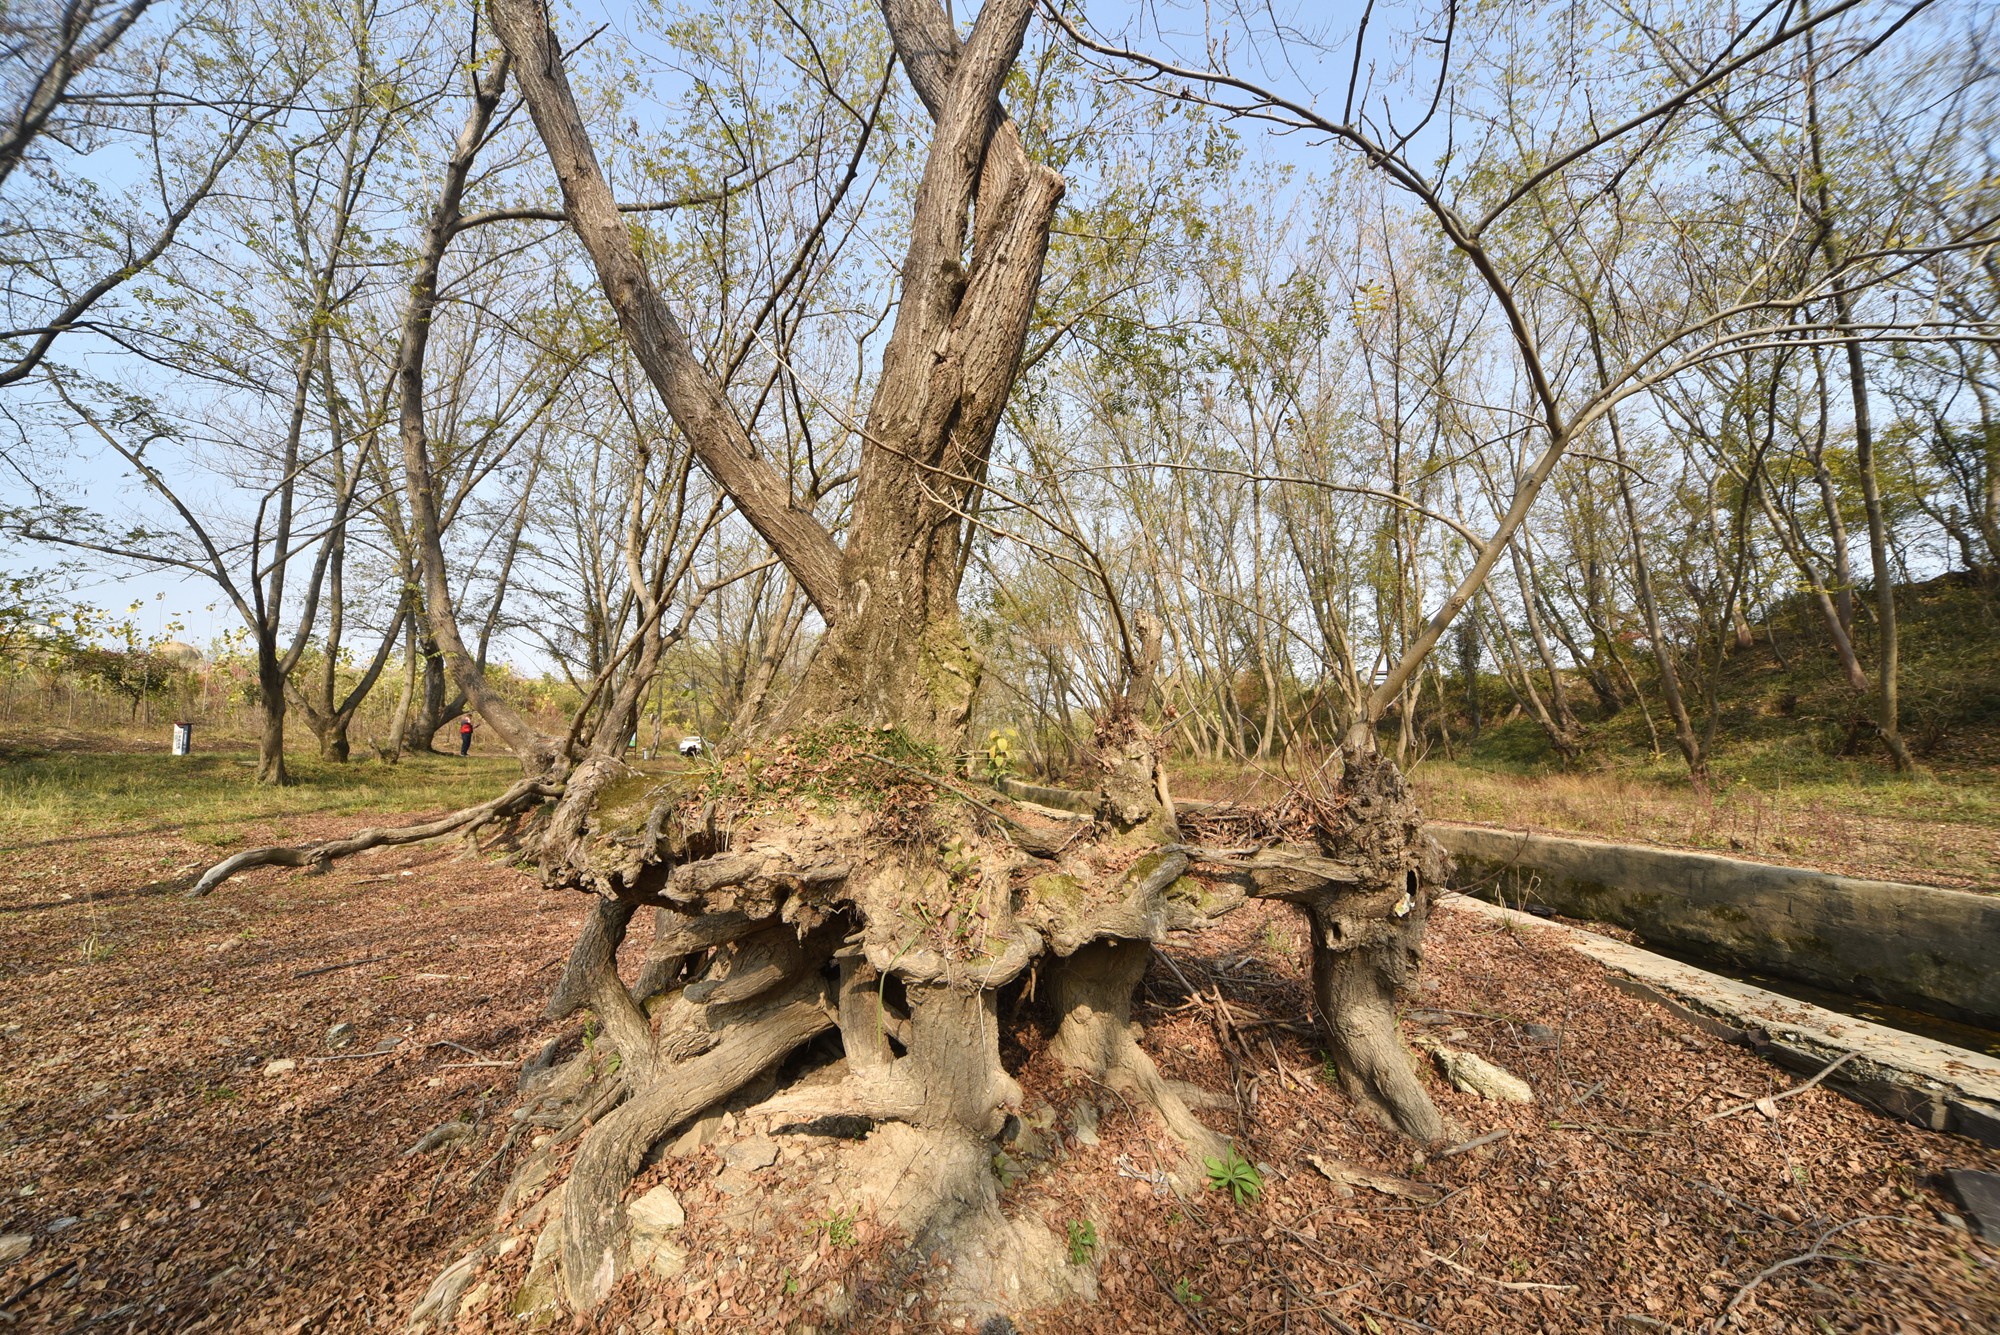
[1433,824,2000,1149]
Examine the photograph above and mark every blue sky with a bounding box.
[6,0,1409,660]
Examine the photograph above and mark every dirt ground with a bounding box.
[1,805,1996,1333]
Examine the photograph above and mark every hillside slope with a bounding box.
[1415,575,2000,888]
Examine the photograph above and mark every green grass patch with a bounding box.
[0,750,519,847]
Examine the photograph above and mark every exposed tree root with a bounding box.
[1184,748,1454,1143]
[1048,937,1231,1171]
[555,969,834,1307]
[1309,906,1449,1142]
[185,775,560,897]
[196,731,1454,1333]
[280,727,1454,1329]
[546,898,657,1082]
[841,1121,1098,1317]
[446,741,1440,1319]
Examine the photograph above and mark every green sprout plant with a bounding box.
[982,729,1014,780]
[939,835,980,882]
[810,1208,857,1247]
[1205,1146,1264,1206]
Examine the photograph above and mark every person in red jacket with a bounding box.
[457,713,475,757]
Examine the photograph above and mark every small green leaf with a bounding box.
[1203,1146,1263,1206]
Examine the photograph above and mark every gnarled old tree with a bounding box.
[197,0,1452,1324]
[490,0,1448,1313]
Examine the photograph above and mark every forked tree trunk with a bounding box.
[292,606,406,764]
[404,636,448,753]
[389,46,560,778]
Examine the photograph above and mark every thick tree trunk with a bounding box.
[1047,938,1228,1165]
[775,564,981,747]
[738,0,1063,750]
[404,638,447,753]
[256,652,287,786]
[388,50,561,776]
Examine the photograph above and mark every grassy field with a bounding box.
[1166,584,2000,892]
[1430,575,1999,776]
[3,732,1991,890]
[1409,758,2000,889]
[1169,750,2000,888]
[9,578,1999,895]
[0,747,520,854]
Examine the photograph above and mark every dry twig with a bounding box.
[1438,1128,1511,1157]
[1714,1215,1906,1326]
[1701,1051,1856,1124]
[1424,1248,1579,1293]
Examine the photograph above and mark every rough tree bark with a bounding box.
[402,636,450,754]
[769,0,1066,745]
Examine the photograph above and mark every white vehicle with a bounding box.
[677,736,706,758]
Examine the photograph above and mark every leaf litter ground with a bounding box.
[0,806,1994,1333]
